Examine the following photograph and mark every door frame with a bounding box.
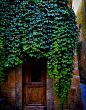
[22,58,46,108]
[15,57,54,110]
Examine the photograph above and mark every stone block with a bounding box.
[74,94,82,102]
[1,91,10,97]
[7,98,11,104]
[46,79,53,90]
[80,56,84,60]
[4,75,8,83]
[47,90,53,100]
[19,86,22,93]
[17,86,22,93]
[69,102,76,109]
[6,69,15,75]
[54,94,59,101]
[16,76,22,83]
[73,62,78,69]
[69,88,76,96]
[77,87,81,95]
[46,72,51,79]
[11,98,15,104]
[71,77,80,87]
[54,101,59,110]
[47,100,53,110]
[73,55,78,62]
[16,84,22,93]
[73,69,79,76]
[7,98,15,105]
[17,93,22,102]
[74,49,77,55]
[4,83,15,90]
[15,64,22,76]
[46,78,53,83]
[68,95,74,103]
[11,91,15,98]
[8,75,15,83]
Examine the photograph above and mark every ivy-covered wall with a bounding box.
[53,1,83,109]
[53,49,83,110]
[0,0,83,110]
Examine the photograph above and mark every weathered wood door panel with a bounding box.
[22,60,46,109]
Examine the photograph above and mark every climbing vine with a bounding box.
[0,0,79,109]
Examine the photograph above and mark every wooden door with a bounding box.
[22,59,46,109]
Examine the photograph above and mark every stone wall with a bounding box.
[56,0,83,109]
[79,0,86,79]
[46,71,54,110]
[15,64,22,110]
[75,0,86,79]
[52,1,83,110]
[0,65,22,110]
[0,0,83,110]
[0,52,83,110]
[0,69,16,110]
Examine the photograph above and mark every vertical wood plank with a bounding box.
[44,87,46,105]
[22,87,26,106]
[26,87,28,105]
[23,59,46,109]
[42,87,44,105]
[38,87,41,104]
[28,87,32,104]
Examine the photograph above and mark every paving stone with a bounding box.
[80,83,86,110]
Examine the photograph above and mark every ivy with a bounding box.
[0,0,79,109]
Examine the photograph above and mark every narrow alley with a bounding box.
[80,79,86,110]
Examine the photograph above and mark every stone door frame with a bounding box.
[15,60,54,110]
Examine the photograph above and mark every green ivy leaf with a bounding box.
[15,62,18,65]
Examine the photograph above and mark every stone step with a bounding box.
[23,106,46,110]
[24,108,44,110]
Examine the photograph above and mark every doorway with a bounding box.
[22,59,46,109]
